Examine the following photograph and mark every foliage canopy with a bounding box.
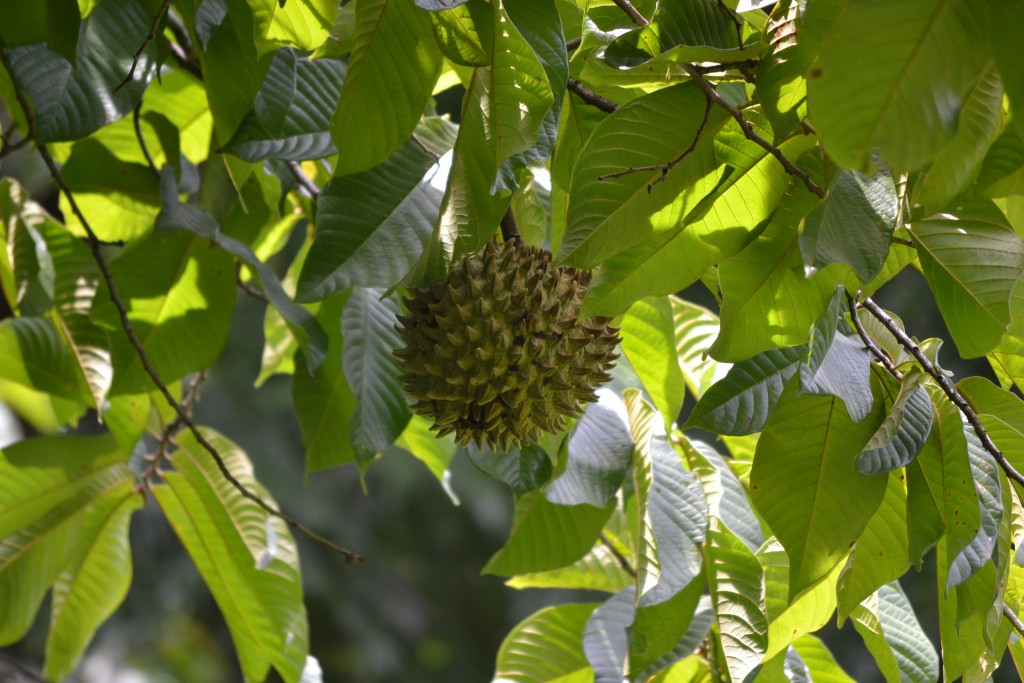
[2,0,1024,681]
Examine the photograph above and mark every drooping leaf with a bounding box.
[0,316,89,403]
[483,490,614,576]
[340,288,411,464]
[686,345,803,435]
[394,414,457,497]
[4,0,156,142]
[799,167,898,283]
[619,296,686,428]
[506,542,634,594]
[855,371,933,475]
[750,384,885,597]
[546,392,633,508]
[330,0,442,174]
[808,0,989,173]
[682,438,764,551]
[671,296,726,399]
[912,204,1024,359]
[851,582,940,683]
[223,48,346,161]
[629,579,705,676]
[583,587,634,683]
[494,603,597,683]
[946,420,1002,590]
[152,428,308,683]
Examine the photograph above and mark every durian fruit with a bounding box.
[395,238,620,451]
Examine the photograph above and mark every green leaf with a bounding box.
[506,542,634,593]
[559,83,725,269]
[987,277,1024,394]
[634,599,716,680]
[0,434,133,643]
[912,203,1024,358]
[247,0,337,53]
[799,168,898,283]
[297,126,450,300]
[394,414,457,495]
[493,603,597,683]
[750,384,885,597]
[686,346,803,435]
[152,428,307,683]
[4,0,156,142]
[93,230,236,395]
[975,128,1024,198]
[467,443,553,495]
[341,288,411,463]
[430,0,492,67]
[855,372,933,475]
[330,0,442,174]
[0,179,54,316]
[986,0,1024,140]
[946,420,1002,590]
[836,471,909,621]
[672,296,725,399]
[44,488,142,681]
[682,438,764,551]
[292,295,357,472]
[483,490,614,576]
[629,580,705,676]
[708,518,768,683]
[546,392,633,508]
[913,64,1004,212]
[583,587,634,682]
[620,296,686,428]
[851,582,939,683]
[0,316,88,402]
[224,48,346,161]
[807,0,988,172]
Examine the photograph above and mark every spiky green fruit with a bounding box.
[395,239,620,451]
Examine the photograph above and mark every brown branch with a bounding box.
[845,291,903,381]
[0,127,29,160]
[566,36,582,51]
[141,370,209,487]
[892,237,914,248]
[287,161,321,199]
[1,49,360,564]
[1004,604,1024,636]
[237,273,269,302]
[133,104,160,179]
[601,533,637,578]
[113,0,171,95]
[567,78,618,114]
[682,64,826,199]
[500,207,521,243]
[857,294,1024,489]
[597,97,712,191]
[612,0,649,26]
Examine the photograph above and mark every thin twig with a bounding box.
[133,104,160,179]
[682,64,826,198]
[612,0,649,26]
[500,207,521,243]
[113,0,171,95]
[287,161,321,199]
[601,533,637,578]
[892,236,914,248]
[410,133,441,162]
[857,294,1024,489]
[237,273,269,302]
[845,292,902,380]
[691,59,761,75]
[1004,604,1024,636]
[1,49,360,564]
[142,370,209,486]
[0,129,29,160]
[567,78,618,114]
[597,97,712,191]
[566,36,582,51]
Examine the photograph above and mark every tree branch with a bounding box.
[567,77,618,114]
[845,291,903,381]
[856,294,1024,489]
[113,0,170,95]
[287,161,321,199]
[133,104,160,179]
[1005,604,1024,637]
[612,0,649,27]
[682,64,826,198]
[597,97,712,191]
[600,533,637,578]
[1,48,361,564]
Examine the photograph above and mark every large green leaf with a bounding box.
[0,316,88,402]
[4,0,156,142]
[493,603,598,683]
[799,168,898,283]
[247,0,336,53]
[807,0,988,173]
[152,428,308,683]
[912,203,1024,358]
[913,64,1004,212]
[224,48,346,161]
[297,125,451,300]
[708,518,768,683]
[506,542,634,593]
[330,0,442,174]
[619,296,686,428]
[629,577,705,675]
[672,297,725,399]
[430,1,492,66]
[946,420,1002,590]
[686,346,803,435]
[341,288,411,464]
[750,385,885,597]
[92,230,235,395]
[44,486,141,681]
[986,0,1024,140]
[546,393,633,508]
[851,582,939,683]
[0,434,133,644]
[483,490,614,576]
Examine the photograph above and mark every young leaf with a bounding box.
[331,0,442,174]
[152,428,308,683]
[341,288,411,463]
